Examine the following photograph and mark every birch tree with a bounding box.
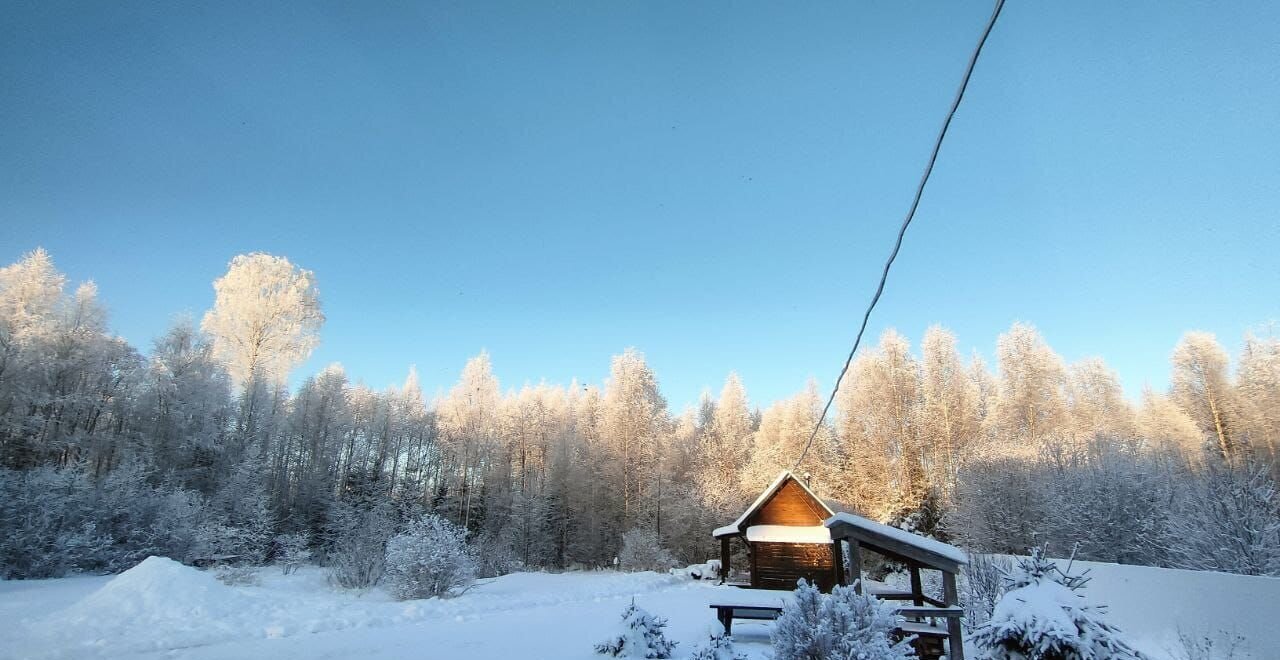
[1237,329,1280,469]
[1171,332,1237,463]
[919,326,980,501]
[599,348,667,534]
[201,253,324,388]
[990,323,1067,452]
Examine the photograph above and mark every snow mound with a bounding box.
[67,556,245,620]
[24,556,254,658]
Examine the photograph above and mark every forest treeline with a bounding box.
[1,248,1277,580]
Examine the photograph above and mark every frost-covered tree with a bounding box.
[138,319,232,491]
[435,352,501,533]
[695,373,754,524]
[201,253,324,389]
[1171,332,1237,463]
[384,513,477,599]
[1236,329,1280,469]
[594,601,677,659]
[1066,358,1136,446]
[599,349,667,535]
[919,326,981,502]
[991,323,1067,450]
[1137,388,1204,463]
[971,548,1143,660]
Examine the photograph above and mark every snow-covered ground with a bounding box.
[1,556,1277,660]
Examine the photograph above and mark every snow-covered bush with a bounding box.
[970,548,1143,660]
[679,561,718,581]
[215,564,261,586]
[617,528,677,572]
[274,533,311,575]
[324,499,395,589]
[384,514,477,600]
[198,459,275,565]
[0,465,210,578]
[688,631,746,660]
[594,601,677,658]
[1168,463,1280,576]
[474,528,523,578]
[962,553,1011,626]
[772,579,914,660]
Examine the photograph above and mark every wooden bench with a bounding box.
[709,602,962,640]
[709,603,784,635]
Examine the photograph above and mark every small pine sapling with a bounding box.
[688,631,746,660]
[970,547,1144,660]
[594,600,677,659]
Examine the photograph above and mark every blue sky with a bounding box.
[2,1,1278,410]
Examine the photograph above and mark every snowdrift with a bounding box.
[19,556,254,657]
[6,559,687,659]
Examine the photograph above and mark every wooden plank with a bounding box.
[898,621,950,638]
[895,606,964,618]
[826,520,962,574]
[709,604,783,612]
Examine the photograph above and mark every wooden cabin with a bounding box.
[710,472,970,660]
[712,471,841,591]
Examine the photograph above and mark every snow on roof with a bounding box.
[745,525,832,544]
[712,470,835,539]
[824,512,968,566]
[712,524,740,538]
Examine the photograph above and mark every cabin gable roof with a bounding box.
[712,471,835,539]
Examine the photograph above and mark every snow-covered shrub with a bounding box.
[970,548,1143,660]
[384,514,477,600]
[0,465,209,578]
[618,528,677,572]
[324,499,395,589]
[688,631,746,660]
[1168,463,1280,576]
[215,564,261,586]
[474,528,523,578]
[772,579,914,660]
[198,459,275,565]
[1038,442,1173,566]
[962,553,1011,626]
[274,533,311,575]
[594,601,677,658]
[680,561,718,580]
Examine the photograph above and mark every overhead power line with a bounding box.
[792,0,1008,471]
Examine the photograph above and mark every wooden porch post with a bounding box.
[831,537,845,587]
[909,563,925,606]
[719,537,730,584]
[943,571,965,660]
[847,539,863,594]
